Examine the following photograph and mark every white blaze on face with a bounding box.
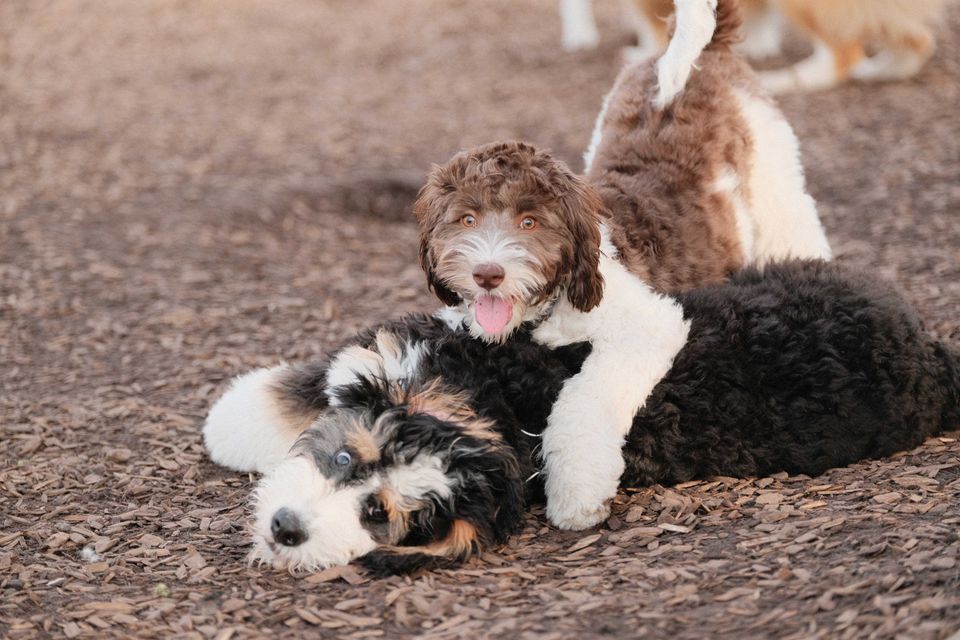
[250,456,377,572]
[436,212,549,342]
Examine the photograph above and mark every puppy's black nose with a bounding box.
[473,263,505,290]
[271,508,308,547]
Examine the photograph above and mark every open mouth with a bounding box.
[473,294,515,334]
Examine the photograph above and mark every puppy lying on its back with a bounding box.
[415,0,830,530]
[203,260,960,574]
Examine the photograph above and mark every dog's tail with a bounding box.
[654,0,741,108]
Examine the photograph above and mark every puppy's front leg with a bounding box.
[534,257,689,530]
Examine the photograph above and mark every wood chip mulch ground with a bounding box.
[2,1,959,638]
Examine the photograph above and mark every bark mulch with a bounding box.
[2,1,959,638]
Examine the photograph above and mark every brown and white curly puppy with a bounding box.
[415,0,830,531]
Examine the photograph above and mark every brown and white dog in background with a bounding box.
[758,0,946,94]
[416,0,830,530]
[560,0,947,93]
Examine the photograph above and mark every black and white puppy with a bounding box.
[203,261,959,575]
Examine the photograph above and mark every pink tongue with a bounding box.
[475,295,514,334]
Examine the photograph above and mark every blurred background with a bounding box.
[2,1,959,636]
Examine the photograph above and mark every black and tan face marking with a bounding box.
[250,378,526,575]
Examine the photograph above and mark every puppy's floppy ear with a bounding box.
[405,389,526,544]
[357,403,526,576]
[413,168,462,307]
[418,233,461,307]
[556,171,605,312]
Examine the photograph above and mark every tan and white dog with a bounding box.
[561,0,947,93]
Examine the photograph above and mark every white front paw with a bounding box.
[545,483,612,530]
[542,440,623,530]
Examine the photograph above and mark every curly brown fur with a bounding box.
[586,13,763,292]
[414,141,604,317]
[568,0,761,296]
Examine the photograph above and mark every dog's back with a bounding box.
[584,0,769,294]
[622,260,960,486]
[583,0,831,294]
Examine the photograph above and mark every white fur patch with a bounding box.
[736,3,784,60]
[386,454,453,505]
[712,168,754,263]
[250,457,378,572]
[325,346,386,402]
[733,89,832,262]
[850,49,927,82]
[203,366,302,474]
[559,0,599,51]
[654,0,718,107]
[534,225,690,530]
[436,305,467,330]
[373,330,427,385]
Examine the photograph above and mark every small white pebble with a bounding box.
[80,545,101,563]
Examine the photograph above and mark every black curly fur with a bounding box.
[288,260,959,573]
[621,260,960,486]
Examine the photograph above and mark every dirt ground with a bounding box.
[2,1,959,638]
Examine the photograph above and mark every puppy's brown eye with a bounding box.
[519,216,538,230]
[460,214,477,228]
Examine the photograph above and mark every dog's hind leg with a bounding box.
[759,39,866,94]
[560,0,600,51]
[850,31,935,82]
[737,1,785,60]
[733,88,832,263]
[203,363,325,474]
